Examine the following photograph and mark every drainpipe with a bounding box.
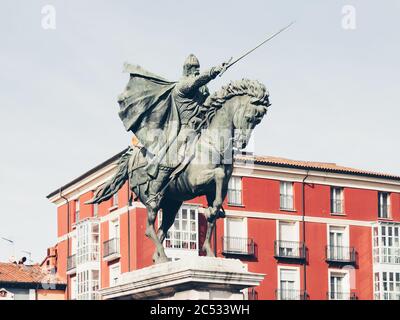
[214,218,217,257]
[59,188,70,299]
[302,171,309,298]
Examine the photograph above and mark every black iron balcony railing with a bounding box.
[248,288,258,300]
[274,240,306,260]
[103,238,120,258]
[326,245,356,264]
[275,289,307,300]
[280,195,294,210]
[327,291,357,300]
[222,236,255,256]
[67,254,76,271]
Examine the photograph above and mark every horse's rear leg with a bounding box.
[145,207,169,264]
[139,168,172,264]
[202,218,217,257]
[151,199,182,262]
[157,199,183,243]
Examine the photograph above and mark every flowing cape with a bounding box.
[118,64,180,156]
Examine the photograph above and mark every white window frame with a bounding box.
[330,187,344,214]
[277,266,300,300]
[103,217,121,261]
[327,225,349,246]
[280,181,294,210]
[70,276,77,300]
[109,262,120,287]
[109,218,120,240]
[75,199,80,223]
[76,219,100,265]
[224,216,248,238]
[223,216,249,254]
[373,222,400,265]
[328,269,351,300]
[276,220,300,257]
[112,192,119,208]
[71,236,77,255]
[276,220,300,242]
[374,271,400,300]
[327,224,349,260]
[378,192,391,219]
[77,269,100,300]
[227,176,242,206]
[161,205,199,260]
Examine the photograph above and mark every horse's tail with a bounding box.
[86,147,132,204]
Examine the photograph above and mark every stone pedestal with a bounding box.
[100,257,265,300]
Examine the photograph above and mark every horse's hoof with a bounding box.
[204,250,215,258]
[202,245,215,257]
[154,256,169,264]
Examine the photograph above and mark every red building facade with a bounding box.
[47,149,400,300]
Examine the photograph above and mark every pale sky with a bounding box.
[1,0,399,262]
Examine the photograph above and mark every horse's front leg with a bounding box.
[207,167,227,221]
[145,207,168,264]
[202,167,227,256]
[203,218,217,257]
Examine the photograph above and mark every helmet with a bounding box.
[183,54,200,68]
[183,54,200,76]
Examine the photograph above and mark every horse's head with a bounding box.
[204,79,270,150]
[232,81,270,149]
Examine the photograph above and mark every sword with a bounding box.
[219,21,295,77]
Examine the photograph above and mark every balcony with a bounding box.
[326,245,356,264]
[327,292,357,300]
[275,289,307,300]
[274,240,306,261]
[373,247,400,264]
[103,238,120,261]
[66,254,76,275]
[222,236,255,256]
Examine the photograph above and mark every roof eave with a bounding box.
[236,158,400,182]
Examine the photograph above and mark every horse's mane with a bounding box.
[200,79,270,128]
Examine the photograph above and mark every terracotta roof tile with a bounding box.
[234,154,400,180]
[0,263,65,285]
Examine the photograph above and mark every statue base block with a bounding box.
[100,257,265,300]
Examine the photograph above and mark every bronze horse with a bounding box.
[91,79,270,263]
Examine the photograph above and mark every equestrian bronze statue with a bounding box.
[88,54,271,264]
